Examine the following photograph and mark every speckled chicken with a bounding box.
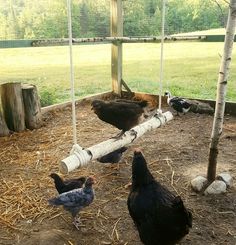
[50,173,86,194]
[91,99,148,138]
[48,177,95,230]
[164,91,191,115]
[127,150,192,245]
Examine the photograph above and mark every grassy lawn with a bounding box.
[172,28,226,36]
[0,41,235,105]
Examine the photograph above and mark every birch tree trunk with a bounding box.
[207,0,236,182]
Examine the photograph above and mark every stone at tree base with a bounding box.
[204,180,227,195]
[216,172,233,187]
[191,176,208,192]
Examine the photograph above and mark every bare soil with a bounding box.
[0,100,235,245]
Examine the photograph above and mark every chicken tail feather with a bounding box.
[48,197,63,206]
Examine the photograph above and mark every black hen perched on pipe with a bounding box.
[50,173,86,194]
[127,150,192,245]
[91,99,148,138]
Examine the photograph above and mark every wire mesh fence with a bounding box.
[0,0,235,106]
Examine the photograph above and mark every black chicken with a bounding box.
[114,99,148,107]
[48,176,95,230]
[91,99,148,138]
[164,91,191,115]
[50,173,86,194]
[97,147,128,163]
[127,150,192,245]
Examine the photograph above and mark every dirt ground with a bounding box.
[0,98,235,245]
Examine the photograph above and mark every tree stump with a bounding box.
[0,82,25,132]
[22,84,42,129]
[0,106,9,136]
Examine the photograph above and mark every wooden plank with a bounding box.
[40,90,236,116]
[0,40,33,49]
[111,0,123,96]
[121,79,133,94]
[41,91,111,114]
[3,35,236,49]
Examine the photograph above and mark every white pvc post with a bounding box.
[67,0,77,145]
[158,0,166,111]
[61,111,173,173]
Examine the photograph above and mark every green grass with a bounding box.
[0,42,236,106]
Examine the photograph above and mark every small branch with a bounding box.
[211,0,227,26]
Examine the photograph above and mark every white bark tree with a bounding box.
[207,0,236,182]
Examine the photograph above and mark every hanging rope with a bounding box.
[67,0,77,145]
[158,0,166,111]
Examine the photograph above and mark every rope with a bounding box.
[158,0,166,111]
[67,0,77,145]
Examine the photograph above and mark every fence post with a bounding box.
[111,0,123,96]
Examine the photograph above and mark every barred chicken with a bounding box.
[48,176,95,230]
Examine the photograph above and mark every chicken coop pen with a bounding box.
[54,0,236,174]
[0,0,236,244]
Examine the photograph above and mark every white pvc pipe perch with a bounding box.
[61,111,173,173]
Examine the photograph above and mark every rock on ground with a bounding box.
[204,180,227,195]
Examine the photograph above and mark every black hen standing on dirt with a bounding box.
[50,173,86,194]
[91,99,148,138]
[48,177,95,230]
[127,150,192,245]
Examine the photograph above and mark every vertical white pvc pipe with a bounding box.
[158,0,166,111]
[67,0,77,145]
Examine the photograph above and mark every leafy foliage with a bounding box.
[0,0,228,39]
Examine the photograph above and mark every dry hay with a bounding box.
[0,98,235,244]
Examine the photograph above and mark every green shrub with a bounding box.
[39,88,58,107]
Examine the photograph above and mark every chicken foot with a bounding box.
[110,130,126,140]
[73,216,82,230]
